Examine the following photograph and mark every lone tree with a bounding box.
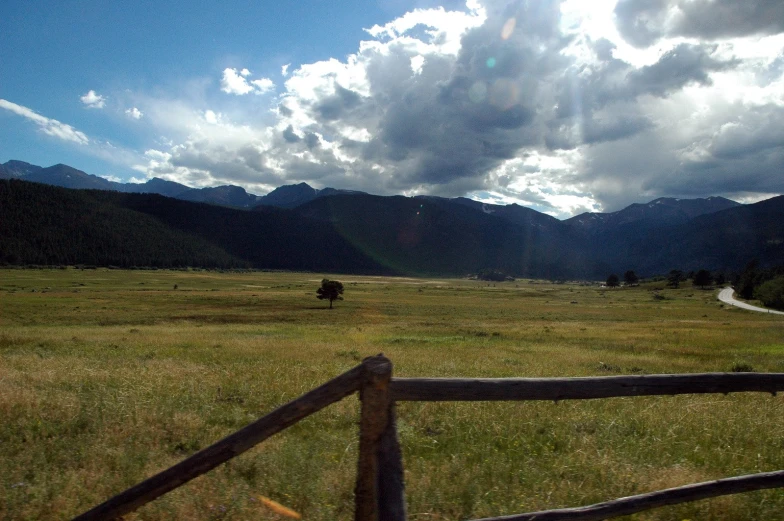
[606,274,620,287]
[693,269,713,289]
[316,279,344,309]
[624,270,639,286]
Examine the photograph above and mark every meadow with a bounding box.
[1,268,783,520]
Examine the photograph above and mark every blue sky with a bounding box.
[1,0,414,170]
[2,0,783,217]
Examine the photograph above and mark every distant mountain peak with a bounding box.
[1,160,43,179]
[254,182,317,209]
[254,182,368,209]
[566,195,741,233]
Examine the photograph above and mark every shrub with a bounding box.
[731,362,755,373]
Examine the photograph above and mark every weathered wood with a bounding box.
[391,373,784,402]
[471,469,784,521]
[377,400,406,521]
[355,355,394,521]
[73,362,365,521]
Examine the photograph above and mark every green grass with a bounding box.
[1,268,783,520]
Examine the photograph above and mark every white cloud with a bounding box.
[0,98,89,144]
[251,77,275,93]
[221,68,254,95]
[80,90,106,109]
[281,63,290,76]
[203,109,220,124]
[125,107,143,119]
[410,55,425,74]
[220,67,276,95]
[364,1,486,56]
[127,99,281,190]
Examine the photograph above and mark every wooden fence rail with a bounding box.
[472,470,784,521]
[73,356,784,521]
[390,372,784,402]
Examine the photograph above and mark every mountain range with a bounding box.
[0,160,361,209]
[1,159,781,278]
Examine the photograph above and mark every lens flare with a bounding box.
[486,57,496,68]
[468,81,488,103]
[501,17,516,40]
[489,79,518,110]
[258,496,301,519]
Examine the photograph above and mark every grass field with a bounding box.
[1,268,783,520]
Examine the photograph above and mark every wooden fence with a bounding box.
[74,355,784,521]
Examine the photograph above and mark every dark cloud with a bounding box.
[707,104,784,161]
[583,114,652,145]
[165,142,279,185]
[580,103,784,210]
[282,124,300,143]
[285,157,346,181]
[546,41,737,151]
[315,85,363,120]
[613,0,670,48]
[673,0,784,40]
[626,43,738,96]
[556,41,735,113]
[303,132,320,149]
[354,0,568,188]
[642,146,784,198]
[238,145,267,172]
[615,0,784,47]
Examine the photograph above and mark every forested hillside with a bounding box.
[0,180,385,273]
[0,180,244,267]
[2,179,783,278]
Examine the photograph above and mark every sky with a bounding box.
[1,0,783,218]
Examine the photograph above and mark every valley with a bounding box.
[1,268,782,520]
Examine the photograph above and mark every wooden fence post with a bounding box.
[354,355,406,521]
[378,399,406,521]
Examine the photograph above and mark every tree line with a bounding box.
[734,260,784,310]
[0,179,386,273]
[604,262,784,311]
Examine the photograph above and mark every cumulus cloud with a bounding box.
[220,68,275,95]
[272,0,568,197]
[0,99,89,144]
[123,0,783,216]
[128,100,281,191]
[80,90,106,109]
[125,107,143,119]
